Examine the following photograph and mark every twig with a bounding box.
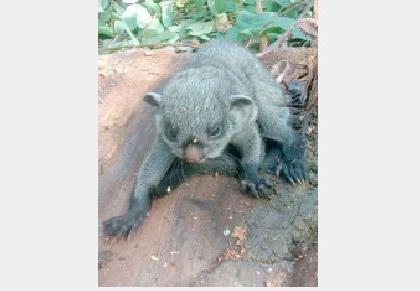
[257,1,312,57]
[256,0,268,52]
[313,0,318,19]
[279,1,307,17]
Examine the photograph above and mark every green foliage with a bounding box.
[161,1,174,27]
[144,0,161,17]
[98,0,312,50]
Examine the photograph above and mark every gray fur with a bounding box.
[103,40,307,238]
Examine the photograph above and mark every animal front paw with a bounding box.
[240,176,272,199]
[276,157,308,185]
[279,131,309,184]
[103,210,145,238]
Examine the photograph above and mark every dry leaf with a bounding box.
[231,226,246,241]
[295,18,318,37]
[219,248,236,261]
[306,126,314,135]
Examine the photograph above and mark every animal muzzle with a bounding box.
[183,145,205,163]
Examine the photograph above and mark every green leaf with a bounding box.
[262,16,300,37]
[121,16,138,32]
[175,0,187,8]
[225,26,240,41]
[186,21,214,36]
[273,0,291,6]
[243,5,256,13]
[168,25,181,33]
[225,0,236,13]
[109,38,140,49]
[140,18,165,38]
[208,0,235,13]
[235,11,255,28]
[285,6,300,19]
[113,20,127,34]
[235,11,274,33]
[121,4,153,31]
[291,26,309,40]
[261,26,282,35]
[263,0,277,11]
[98,26,114,38]
[189,0,211,20]
[98,11,112,27]
[226,26,252,42]
[141,31,178,45]
[197,34,210,40]
[207,0,218,16]
[143,0,160,16]
[121,5,140,31]
[214,0,228,13]
[98,0,109,13]
[215,32,227,39]
[176,22,189,38]
[266,32,279,43]
[135,5,153,28]
[111,2,125,16]
[113,20,140,44]
[160,0,174,28]
[239,27,253,37]
[270,16,294,30]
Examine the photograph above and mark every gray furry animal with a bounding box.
[103,40,308,237]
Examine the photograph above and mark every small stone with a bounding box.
[176,46,193,53]
[266,267,273,274]
[223,229,231,236]
[143,50,155,56]
[151,256,159,261]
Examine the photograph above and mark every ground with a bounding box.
[98,45,318,287]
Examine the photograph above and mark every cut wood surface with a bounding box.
[98,46,318,287]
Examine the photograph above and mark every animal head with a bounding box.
[144,68,257,162]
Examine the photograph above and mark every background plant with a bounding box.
[98,0,314,52]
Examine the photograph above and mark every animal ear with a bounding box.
[228,95,257,130]
[230,94,253,108]
[143,91,162,107]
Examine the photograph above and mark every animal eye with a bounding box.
[165,123,179,141]
[208,124,222,138]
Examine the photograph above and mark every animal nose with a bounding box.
[184,145,204,162]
